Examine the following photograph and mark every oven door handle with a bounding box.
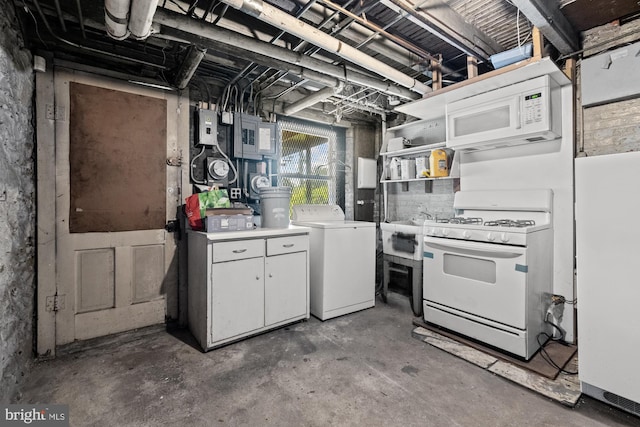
[424,238,525,259]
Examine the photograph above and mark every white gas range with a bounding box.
[422,189,554,360]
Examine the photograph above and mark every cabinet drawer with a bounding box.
[267,235,309,256]
[212,239,264,263]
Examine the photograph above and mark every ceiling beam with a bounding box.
[378,0,502,61]
[154,9,420,100]
[511,0,579,54]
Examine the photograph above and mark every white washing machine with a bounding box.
[291,204,376,321]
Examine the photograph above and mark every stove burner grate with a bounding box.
[484,219,536,228]
[437,217,483,224]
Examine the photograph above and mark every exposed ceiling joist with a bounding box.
[511,0,580,54]
[154,9,420,100]
[378,0,502,61]
[218,0,432,94]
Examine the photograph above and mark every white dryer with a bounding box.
[291,204,376,321]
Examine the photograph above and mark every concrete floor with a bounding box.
[16,292,640,427]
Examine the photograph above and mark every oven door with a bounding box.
[423,236,528,329]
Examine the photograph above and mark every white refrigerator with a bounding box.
[575,151,640,415]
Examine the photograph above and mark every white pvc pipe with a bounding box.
[153,9,419,100]
[129,0,159,40]
[283,86,340,116]
[220,0,431,95]
[105,0,131,40]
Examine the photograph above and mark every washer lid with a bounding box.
[291,204,345,221]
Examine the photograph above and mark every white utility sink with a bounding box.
[380,220,425,260]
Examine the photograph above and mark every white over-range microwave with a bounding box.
[446,75,561,151]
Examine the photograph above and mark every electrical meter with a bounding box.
[208,159,230,179]
[250,174,270,198]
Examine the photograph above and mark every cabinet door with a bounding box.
[211,257,264,343]
[265,252,307,326]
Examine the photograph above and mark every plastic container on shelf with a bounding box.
[429,149,449,177]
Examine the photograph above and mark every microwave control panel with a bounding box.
[523,92,544,125]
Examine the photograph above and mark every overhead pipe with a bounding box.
[52,0,67,32]
[283,84,343,116]
[174,45,207,89]
[105,0,158,40]
[32,0,168,69]
[154,10,420,100]
[378,0,499,61]
[316,0,456,75]
[218,0,432,94]
[74,0,86,39]
[129,0,160,39]
[105,0,131,40]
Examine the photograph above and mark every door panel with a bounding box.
[76,249,115,313]
[131,245,165,303]
[53,69,188,346]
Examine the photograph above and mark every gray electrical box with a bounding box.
[258,122,278,157]
[233,113,262,160]
[581,40,640,107]
[198,109,218,146]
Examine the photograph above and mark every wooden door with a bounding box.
[48,69,189,347]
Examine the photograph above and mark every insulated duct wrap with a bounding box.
[105,0,131,40]
[129,0,160,39]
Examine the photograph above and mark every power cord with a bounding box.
[536,332,578,375]
[535,294,578,375]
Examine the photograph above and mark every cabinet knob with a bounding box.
[256,276,260,280]
[269,273,273,278]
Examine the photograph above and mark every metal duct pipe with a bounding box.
[129,0,159,39]
[154,10,419,101]
[219,0,431,94]
[174,45,207,89]
[283,85,341,116]
[105,0,131,40]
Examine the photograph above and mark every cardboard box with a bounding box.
[205,207,252,216]
[206,214,254,232]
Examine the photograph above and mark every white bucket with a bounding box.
[259,187,292,228]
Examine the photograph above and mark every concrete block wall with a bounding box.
[0,0,35,402]
[385,180,455,222]
[578,19,640,156]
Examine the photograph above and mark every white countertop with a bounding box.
[192,225,311,242]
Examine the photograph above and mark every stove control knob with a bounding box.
[441,228,450,237]
[462,231,471,240]
[430,228,437,236]
[500,232,509,243]
[487,232,495,242]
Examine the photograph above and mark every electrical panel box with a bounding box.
[233,113,262,160]
[357,157,377,189]
[258,122,277,157]
[581,40,640,107]
[197,109,218,146]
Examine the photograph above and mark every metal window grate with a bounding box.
[277,120,343,207]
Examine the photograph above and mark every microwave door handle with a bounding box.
[424,239,524,259]
[515,96,522,129]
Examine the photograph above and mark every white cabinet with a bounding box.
[265,251,306,326]
[211,256,264,342]
[188,228,310,351]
